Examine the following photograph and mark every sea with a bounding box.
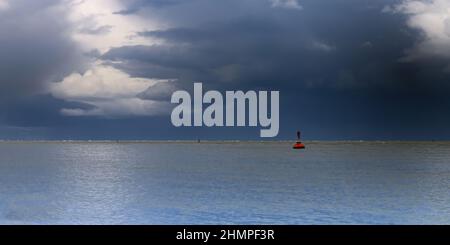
[0,141,449,224]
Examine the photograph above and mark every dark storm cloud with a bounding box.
[0,0,87,137]
[0,0,84,101]
[103,0,418,93]
[100,0,450,139]
[3,0,450,139]
[103,16,314,89]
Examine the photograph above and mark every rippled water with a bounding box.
[0,141,449,224]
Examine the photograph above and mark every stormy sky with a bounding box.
[1,0,450,140]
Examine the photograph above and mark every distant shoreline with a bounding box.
[0,140,448,144]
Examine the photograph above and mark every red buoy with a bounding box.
[293,130,305,149]
[293,141,305,149]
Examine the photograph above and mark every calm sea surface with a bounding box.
[0,141,449,224]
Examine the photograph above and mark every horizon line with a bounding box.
[0,139,449,143]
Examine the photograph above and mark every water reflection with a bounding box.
[0,142,449,224]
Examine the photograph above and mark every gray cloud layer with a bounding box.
[2,0,450,139]
[103,0,420,97]
[0,0,84,101]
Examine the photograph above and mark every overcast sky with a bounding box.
[1,0,450,140]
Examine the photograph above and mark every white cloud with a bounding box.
[51,65,156,100]
[67,0,162,54]
[0,0,8,11]
[385,0,450,60]
[48,0,171,117]
[270,0,303,10]
[50,64,171,117]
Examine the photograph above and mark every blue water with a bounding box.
[0,141,449,224]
